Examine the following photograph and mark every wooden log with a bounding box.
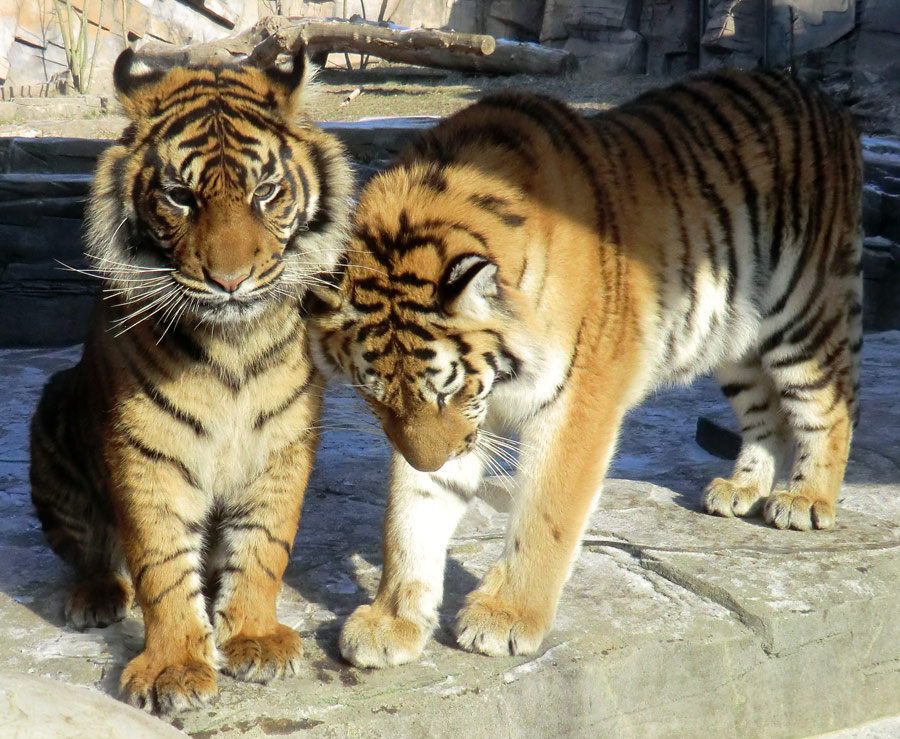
[137,16,577,76]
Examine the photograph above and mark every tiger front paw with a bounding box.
[339,603,430,668]
[220,624,303,683]
[120,651,217,714]
[702,477,766,519]
[454,591,549,657]
[765,491,836,531]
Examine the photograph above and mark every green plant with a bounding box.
[54,0,107,94]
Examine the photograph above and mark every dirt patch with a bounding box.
[0,65,670,140]
[0,62,895,141]
[311,64,666,120]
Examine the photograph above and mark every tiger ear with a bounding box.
[300,255,348,316]
[254,47,312,113]
[440,254,498,318]
[113,47,167,119]
[301,281,343,317]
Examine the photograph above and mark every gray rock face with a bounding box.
[0,332,898,737]
[563,30,646,72]
[640,0,699,75]
[2,1,897,91]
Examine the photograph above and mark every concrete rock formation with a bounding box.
[1,1,898,86]
[0,333,898,736]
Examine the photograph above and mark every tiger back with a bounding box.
[29,48,352,712]
[309,69,862,667]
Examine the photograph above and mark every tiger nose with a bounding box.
[205,269,251,293]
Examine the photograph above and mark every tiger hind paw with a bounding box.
[765,491,836,531]
[65,572,133,630]
[702,477,766,519]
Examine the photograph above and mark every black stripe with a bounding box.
[121,430,199,489]
[394,272,436,289]
[486,94,616,240]
[469,193,526,228]
[680,85,762,268]
[779,373,834,398]
[150,567,197,605]
[355,320,389,343]
[124,355,208,437]
[397,299,438,314]
[245,321,301,379]
[165,325,208,364]
[398,322,435,342]
[350,297,384,314]
[254,551,277,580]
[411,122,538,170]
[134,548,194,590]
[721,383,752,398]
[745,400,770,414]
[418,164,448,192]
[531,318,586,415]
[253,371,315,430]
[305,144,335,234]
[222,522,292,556]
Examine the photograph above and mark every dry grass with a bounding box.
[0,61,896,140]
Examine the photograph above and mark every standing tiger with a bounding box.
[309,69,863,667]
[29,49,352,711]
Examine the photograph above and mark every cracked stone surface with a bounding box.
[0,332,898,738]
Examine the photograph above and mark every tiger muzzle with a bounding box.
[382,408,464,473]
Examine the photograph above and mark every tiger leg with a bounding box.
[339,453,483,668]
[702,355,791,519]
[211,438,315,683]
[116,465,216,713]
[455,368,627,656]
[30,369,133,629]
[761,323,856,531]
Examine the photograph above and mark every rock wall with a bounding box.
[1,1,897,89]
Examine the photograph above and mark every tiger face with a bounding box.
[88,48,351,326]
[310,175,523,472]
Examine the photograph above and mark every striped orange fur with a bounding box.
[29,49,352,712]
[309,69,863,666]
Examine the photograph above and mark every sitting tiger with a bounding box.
[308,69,862,667]
[29,48,352,711]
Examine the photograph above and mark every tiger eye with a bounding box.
[253,182,279,201]
[165,187,195,209]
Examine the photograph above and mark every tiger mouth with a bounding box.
[192,290,275,318]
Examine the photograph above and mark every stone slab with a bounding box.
[0,671,184,739]
[0,332,898,737]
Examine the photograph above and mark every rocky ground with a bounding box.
[1,333,899,737]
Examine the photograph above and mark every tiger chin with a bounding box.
[308,70,863,668]
[29,48,352,712]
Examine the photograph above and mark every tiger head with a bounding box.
[309,166,524,473]
[87,47,352,326]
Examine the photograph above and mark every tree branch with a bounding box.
[137,16,577,76]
